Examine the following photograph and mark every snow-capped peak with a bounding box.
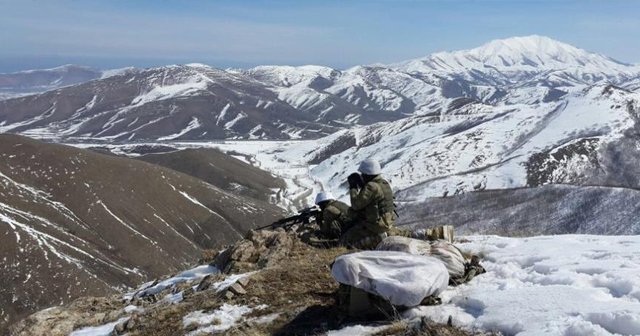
[465,35,626,67]
[244,65,338,87]
[467,35,593,61]
[396,35,636,75]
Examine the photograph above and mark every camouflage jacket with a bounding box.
[317,200,351,233]
[349,175,395,233]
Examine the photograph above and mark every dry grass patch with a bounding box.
[225,239,350,335]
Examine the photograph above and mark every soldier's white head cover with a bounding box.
[358,158,382,175]
[315,191,334,204]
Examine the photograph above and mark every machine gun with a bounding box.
[256,206,321,231]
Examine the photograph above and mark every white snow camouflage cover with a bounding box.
[376,236,466,278]
[331,251,449,307]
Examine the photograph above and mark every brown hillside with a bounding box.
[137,148,286,202]
[0,134,284,332]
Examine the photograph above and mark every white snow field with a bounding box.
[326,324,389,336]
[402,235,640,336]
[182,304,253,335]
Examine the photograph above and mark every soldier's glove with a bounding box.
[348,173,364,189]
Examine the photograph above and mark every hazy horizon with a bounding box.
[2,0,640,72]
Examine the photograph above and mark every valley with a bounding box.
[2,34,640,335]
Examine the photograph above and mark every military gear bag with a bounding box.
[331,250,449,307]
[376,236,466,279]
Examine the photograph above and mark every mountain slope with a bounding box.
[0,134,283,331]
[287,85,637,202]
[137,148,286,202]
[0,64,340,141]
[398,184,640,236]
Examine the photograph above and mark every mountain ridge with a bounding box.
[0,35,639,142]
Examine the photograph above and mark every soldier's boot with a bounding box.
[351,232,388,250]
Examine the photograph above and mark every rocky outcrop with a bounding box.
[213,229,296,273]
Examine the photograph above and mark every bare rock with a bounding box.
[8,295,130,336]
[230,239,260,263]
[215,230,296,273]
[223,290,235,300]
[229,283,247,296]
[237,277,250,288]
[125,315,137,330]
[183,287,195,299]
[114,320,127,333]
[196,274,213,291]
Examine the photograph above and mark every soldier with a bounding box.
[341,158,398,249]
[314,192,352,239]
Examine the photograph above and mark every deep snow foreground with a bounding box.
[407,235,640,336]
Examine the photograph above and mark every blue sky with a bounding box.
[1,0,639,72]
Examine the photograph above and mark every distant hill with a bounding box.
[0,134,284,331]
[137,148,286,202]
[0,65,105,99]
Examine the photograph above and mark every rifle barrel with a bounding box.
[254,208,320,231]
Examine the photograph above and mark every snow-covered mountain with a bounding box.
[0,64,342,141]
[6,35,640,336]
[395,35,639,84]
[231,84,640,206]
[243,35,640,120]
[1,36,638,141]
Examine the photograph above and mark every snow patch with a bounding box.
[326,324,389,336]
[158,117,201,141]
[182,304,253,335]
[69,317,129,336]
[125,265,218,300]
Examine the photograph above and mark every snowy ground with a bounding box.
[402,235,640,336]
[69,317,130,336]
